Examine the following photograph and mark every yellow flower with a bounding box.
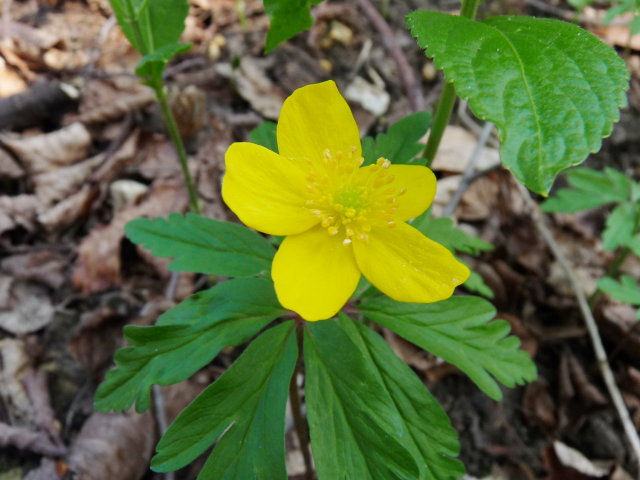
[222,81,470,321]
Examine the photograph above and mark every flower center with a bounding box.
[304,148,405,245]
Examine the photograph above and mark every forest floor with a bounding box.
[0,0,639,479]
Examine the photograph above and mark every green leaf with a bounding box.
[359,296,537,400]
[464,269,494,299]
[362,112,432,166]
[598,275,640,306]
[110,0,189,55]
[125,213,275,276]
[151,321,297,478]
[135,42,192,86]
[350,319,465,480]
[249,121,278,153]
[263,0,323,53]
[603,202,639,251]
[412,214,493,255]
[94,278,284,413]
[408,12,629,194]
[630,15,640,35]
[541,167,632,213]
[304,317,419,480]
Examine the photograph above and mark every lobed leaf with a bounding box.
[598,275,640,306]
[408,12,629,194]
[362,112,432,165]
[249,121,278,153]
[125,213,275,276]
[94,278,285,413]
[542,167,633,213]
[263,0,323,53]
[151,321,297,478]
[304,318,419,480]
[358,296,537,400]
[603,202,640,252]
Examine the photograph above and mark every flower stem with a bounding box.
[290,323,314,480]
[155,85,201,214]
[421,0,482,166]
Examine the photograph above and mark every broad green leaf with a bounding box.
[109,0,189,55]
[249,121,278,153]
[94,278,284,413]
[349,319,464,480]
[603,202,639,251]
[152,321,297,478]
[359,296,537,400]
[362,112,432,166]
[408,12,629,194]
[135,42,192,87]
[304,318,419,480]
[413,214,493,255]
[263,0,323,53]
[542,167,632,213]
[125,213,275,276]
[598,275,640,305]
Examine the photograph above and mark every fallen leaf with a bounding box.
[37,185,97,231]
[0,278,54,334]
[344,76,390,116]
[0,148,23,178]
[0,338,33,426]
[431,126,500,173]
[0,195,38,234]
[33,155,103,207]
[1,250,67,289]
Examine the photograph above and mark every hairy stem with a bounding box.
[421,0,481,166]
[290,324,314,480]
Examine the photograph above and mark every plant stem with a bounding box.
[290,324,313,480]
[421,0,481,166]
[588,246,632,309]
[155,86,201,214]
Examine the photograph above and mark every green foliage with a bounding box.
[408,12,629,194]
[362,112,432,165]
[249,121,279,153]
[124,213,275,276]
[603,203,640,254]
[541,167,633,213]
[136,42,192,88]
[109,0,189,55]
[598,275,640,306]
[94,278,284,413]
[413,212,494,297]
[359,296,537,400]
[305,317,418,480]
[263,0,323,52]
[151,321,297,477]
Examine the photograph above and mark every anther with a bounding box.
[328,226,339,236]
[376,157,391,168]
[342,238,352,246]
[321,216,334,227]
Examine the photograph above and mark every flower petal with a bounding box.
[353,222,469,303]
[272,226,361,321]
[277,81,362,163]
[387,165,437,221]
[222,142,317,236]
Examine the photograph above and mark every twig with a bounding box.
[517,182,640,472]
[443,121,494,217]
[290,324,314,480]
[354,0,424,112]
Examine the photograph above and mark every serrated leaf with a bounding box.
[304,318,419,480]
[603,202,639,251]
[125,213,275,276]
[263,0,323,53]
[348,319,464,480]
[541,167,632,213]
[598,275,640,305]
[94,278,284,413]
[408,12,629,194]
[110,0,189,55]
[249,121,278,153]
[359,296,537,400]
[362,112,432,166]
[412,214,493,255]
[151,321,296,478]
[136,42,192,86]
[464,269,494,298]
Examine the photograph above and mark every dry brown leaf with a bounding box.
[431,125,500,173]
[0,423,67,457]
[72,180,188,293]
[1,250,67,289]
[0,59,27,98]
[522,379,557,430]
[23,458,61,480]
[38,185,97,231]
[78,88,154,125]
[33,155,103,207]
[67,411,155,480]
[0,122,91,174]
[0,338,33,426]
[0,194,38,234]
[0,277,55,334]
[0,148,24,178]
